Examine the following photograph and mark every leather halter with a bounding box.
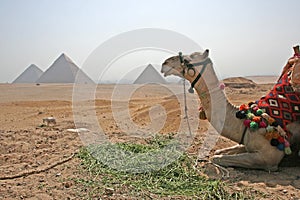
[179,52,212,93]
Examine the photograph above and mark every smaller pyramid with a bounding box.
[12,64,43,83]
[134,64,167,84]
[36,53,94,84]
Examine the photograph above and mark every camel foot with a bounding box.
[214,144,246,155]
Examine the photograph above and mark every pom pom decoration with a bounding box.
[237,102,293,154]
[236,111,246,119]
[266,125,274,132]
[256,109,264,116]
[250,103,258,109]
[259,121,267,128]
[239,104,249,111]
[250,121,259,131]
[272,132,280,139]
[277,136,285,144]
[252,116,261,123]
[243,119,251,127]
[284,147,292,155]
[277,143,285,151]
[252,106,259,112]
[219,83,225,90]
[247,113,255,120]
[261,113,276,124]
[270,138,279,146]
[284,140,290,147]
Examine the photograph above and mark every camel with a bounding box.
[161,48,300,171]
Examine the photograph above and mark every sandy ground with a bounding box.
[0,82,299,199]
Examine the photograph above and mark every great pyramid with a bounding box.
[36,53,94,84]
[12,64,43,83]
[133,64,167,84]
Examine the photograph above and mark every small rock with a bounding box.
[67,128,89,133]
[63,181,72,188]
[237,181,248,187]
[265,181,277,187]
[105,187,114,196]
[55,173,61,177]
[282,189,288,194]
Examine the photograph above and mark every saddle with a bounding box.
[257,46,300,131]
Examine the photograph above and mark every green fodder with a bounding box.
[76,134,253,199]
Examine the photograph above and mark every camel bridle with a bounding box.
[178,52,212,93]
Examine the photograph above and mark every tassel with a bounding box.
[188,87,194,93]
[199,107,207,120]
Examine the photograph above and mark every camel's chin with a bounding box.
[164,73,182,78]
[162,71,183,78]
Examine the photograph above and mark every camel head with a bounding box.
[161,50,210,82]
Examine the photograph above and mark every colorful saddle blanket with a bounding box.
[257,71,300,131]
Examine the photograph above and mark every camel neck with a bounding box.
[190,63,245,143]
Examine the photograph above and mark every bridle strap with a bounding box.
[190,58,211,89]
[239,126,248,144]
[178,52,212,93]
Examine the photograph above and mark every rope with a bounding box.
[0,152,77,180]
[182,78,192,137]
[179,51,230,178]
[182,77,230,178]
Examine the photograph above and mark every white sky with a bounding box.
[1,0,300,83]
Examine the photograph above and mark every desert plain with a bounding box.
[0,78,300,199]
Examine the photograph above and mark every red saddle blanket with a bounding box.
[257,71,300,131]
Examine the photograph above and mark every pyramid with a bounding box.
[12,64,43,83]
[36,53,94,84]
[133,64,167,84]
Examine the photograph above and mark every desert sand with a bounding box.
[0,80,299,199]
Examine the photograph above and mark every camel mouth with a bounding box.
[161,65,183,78]
[161,65,171,77]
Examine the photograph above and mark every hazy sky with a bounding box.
[1,0,300,83]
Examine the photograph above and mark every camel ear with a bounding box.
[293,45,299,54]
[203,49,209,57]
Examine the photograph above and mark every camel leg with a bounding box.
[214,144,246,155]
[211,152,279,171]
